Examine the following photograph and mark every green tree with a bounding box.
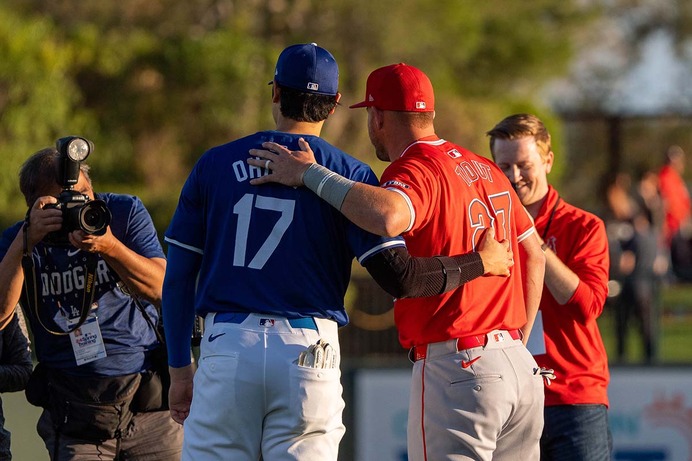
[0,0,598,232]
[0,5,98,226]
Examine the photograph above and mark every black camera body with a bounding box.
[43,137,112,246]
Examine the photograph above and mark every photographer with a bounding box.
[0,143,182,460]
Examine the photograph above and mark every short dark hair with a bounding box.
[19,147,91,207]
[278,84,338,123]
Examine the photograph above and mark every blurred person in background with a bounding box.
[0,309,32,460]
[630,168,667,362]
[488,113,611,461]
[603,172,639,361]
[658,145,692,281]
[604,170,666,364]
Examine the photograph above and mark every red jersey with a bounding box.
[380,137,535,348]
[533,186,610,407]
[658,164,690,243]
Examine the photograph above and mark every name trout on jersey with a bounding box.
[447,148,495,186]
[383,149,495,190]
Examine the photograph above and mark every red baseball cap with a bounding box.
[349,63,435,112]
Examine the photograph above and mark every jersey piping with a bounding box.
[164,237,204,255]
[357,240,408,264]
[385,187,416,233]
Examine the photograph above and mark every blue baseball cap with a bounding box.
[273,43,339,96]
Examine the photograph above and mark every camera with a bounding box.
[43,136,112,246]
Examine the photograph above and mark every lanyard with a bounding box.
[21,217,97,336]
[541,197,561,241]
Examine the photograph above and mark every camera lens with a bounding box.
[79,200,112,235]
[83,209,100,227]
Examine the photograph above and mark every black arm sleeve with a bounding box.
[363,246,485,299]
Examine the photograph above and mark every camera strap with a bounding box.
[130,289,164,346]
[21,216,97,336]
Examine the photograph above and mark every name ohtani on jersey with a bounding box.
[231,158,271,183]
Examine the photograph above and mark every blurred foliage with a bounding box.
[0,0,600,233]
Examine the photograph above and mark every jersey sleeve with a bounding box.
[165,160,205,254]
[512,193,536,242]
[0,223,22,261]
[345,162,406,263]
[349,223,405,264]
[564,216,610,322]
[98,193,164,259]
[162,244,201,367]
[121,196,165,259]
[379,155,437,234]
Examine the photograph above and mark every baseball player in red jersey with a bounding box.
[488,114,611,461]
[248,64,546,461]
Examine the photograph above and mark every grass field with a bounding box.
[3,284,692,460]
[600,282,692,364]
[3,391,43,460]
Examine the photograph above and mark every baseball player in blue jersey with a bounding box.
[162,43,514,461]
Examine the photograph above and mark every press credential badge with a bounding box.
[68,314,107,365]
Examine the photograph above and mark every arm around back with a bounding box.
[518,232,546,343]
[364,227,512,298]
[248,139,412,237]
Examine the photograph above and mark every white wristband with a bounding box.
[302,163,356,211]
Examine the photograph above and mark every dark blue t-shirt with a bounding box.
[165,131,405,325]
[0,193,164,376]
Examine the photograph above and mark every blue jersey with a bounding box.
[0,193,164,377]
[165,131,404,326]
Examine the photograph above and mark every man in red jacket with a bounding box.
[658,145,690,246]
[488,114,611,461]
